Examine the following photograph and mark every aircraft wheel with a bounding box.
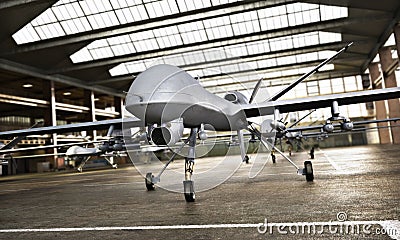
[184,192,195,202]
[244,155,249,164]
[145,172,155,191]
[183,180,195,202]
[304,161,314,182]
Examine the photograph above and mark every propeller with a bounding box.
[249,78,263,104]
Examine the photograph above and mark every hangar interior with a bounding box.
[0,0,400,173]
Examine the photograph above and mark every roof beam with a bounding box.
[360,5,400,71]
[53,15,390,74]
[93,75,133,85]
[0,0,53,10]
[4,0,294,55]
[0,58,125,97]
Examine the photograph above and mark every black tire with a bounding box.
[244,155,249,164]
[304,161,314,182]
[184,192,195,202]
[271,155,276,164]
[145,172,155,191]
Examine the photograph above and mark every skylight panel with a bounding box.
[187,69,205,78]
[230,11,260,35]
[203,63,335,92]
[237,62,255,71]
[110,58,156,76]
[14,0,228,45]
[35,8,57,24]
[210,0,241,5]
[320,5,348,21]
[133,5,149,20]
[204,16,233,40]
[178,21,208,44]
[197,0,212,8]
[183,51,206,64]
[287,4,319,26]
[70,47,92,62]
[115,8,132,23]
[109,63,129,76]
[125,61,148,73]
[277,55,296,65]
[46,23,65,38]
[258,3,347,33]
[153,26,182,48]
[79,0,98,14]
[220,64,239,73]
[296,52,318,62]
[319,32,341,44]
[111,43,133,56]
[130,30,158,52]
[109,35,137,56]
[383,33,395,46]
[269,37,293,51]
[163,54,186,66]
[106,31,342,76]
[146,1,165,18]
[246,40,270,55]
[90,45,113,59]
[71,2,344,64]
[183,1,196,11]
[225,44,248,57]
[203,47,227,61]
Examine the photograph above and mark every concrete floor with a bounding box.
[0,145,399,239]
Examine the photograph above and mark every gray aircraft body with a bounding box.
[126,64,248,131]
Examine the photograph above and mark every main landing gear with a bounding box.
[145,172,155,191]
[144,128,198,202]
[272,144,314,182]
[249,127,314,182]
[183,159,195,202]
[304,160,314,182]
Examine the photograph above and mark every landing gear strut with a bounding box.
[184,160,195,202]
[249,126,314,182]
[183,128,197,202]
[144,128,198,202]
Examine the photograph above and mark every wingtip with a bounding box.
[346,42,354,49]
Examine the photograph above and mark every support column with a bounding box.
[114,96,123,118]
[394,24,400,60]
[369,63,391,144]
[84,90,96,140]
[43,80,58,168]
[379,46,400,144]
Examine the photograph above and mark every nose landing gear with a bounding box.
[144,127,199,202]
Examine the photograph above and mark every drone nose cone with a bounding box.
[125,64,200,123]
[129,64,198,95]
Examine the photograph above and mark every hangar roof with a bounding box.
[0,0,399,120]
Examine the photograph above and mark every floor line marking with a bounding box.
[0,220,397,233]
[317,148,342,171]
[0,224,259,232]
